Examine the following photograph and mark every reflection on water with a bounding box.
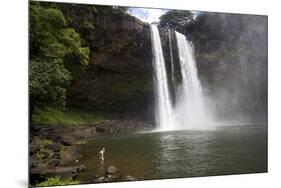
[76,125,267,182]
[155,131,217,178]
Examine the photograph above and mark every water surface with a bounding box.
[77,125,267,181]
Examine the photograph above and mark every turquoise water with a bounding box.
[77,125,267,182]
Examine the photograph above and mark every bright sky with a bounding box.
[128,8,169,23]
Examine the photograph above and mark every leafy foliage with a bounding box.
[36,177,80,187]
[32,137,54,160]
[30,1,89,109]
[159,10,195,34]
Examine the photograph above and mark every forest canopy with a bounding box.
[159,10,196,34]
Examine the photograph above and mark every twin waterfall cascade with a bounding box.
[151,25,210,131]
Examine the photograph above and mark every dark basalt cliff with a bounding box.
[58,5,154,120]
[53,4,267,123]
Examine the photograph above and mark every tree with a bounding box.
[159,10,195,34]
[29,1,89,109]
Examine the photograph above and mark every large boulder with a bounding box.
[30,165,86,185]
[46,166,79,179]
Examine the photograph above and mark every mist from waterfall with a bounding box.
[150,25,174,130]
[151,25,213,131]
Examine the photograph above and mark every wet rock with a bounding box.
[30,166,49,185]
[31,165,85,180]
[95,176,111,183]
[30,165,49,176]
[77,164,86,172]
[48,159,61,167]
[60,145,81,165]
[96,126,106,132]
[30,154,43,168]
[106,165,118,175]
[46,166,79,179]
[61,137,73,146]
[74,127,96,139]
[124,175,137,181]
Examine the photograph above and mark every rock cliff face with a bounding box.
[55,4,267,123]
[59,5,154,120]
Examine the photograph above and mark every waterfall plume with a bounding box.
[151,25,213,131]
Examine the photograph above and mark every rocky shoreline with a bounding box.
[29,119,154,185]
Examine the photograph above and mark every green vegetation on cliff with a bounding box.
[32,107,106,126]
[36,177,80,187]
[30,1,89,109]
[159,10,195,34]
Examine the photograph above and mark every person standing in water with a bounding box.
[98,147,105,161]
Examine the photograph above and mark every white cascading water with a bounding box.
[150,25,174,130]
[168,29,175,86]
[174,31,209,129]
[151,25,211,130]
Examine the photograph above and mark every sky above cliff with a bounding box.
[128,8,200,24]
[128,8,168,23]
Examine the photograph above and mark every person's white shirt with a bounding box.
[99,148,105,161]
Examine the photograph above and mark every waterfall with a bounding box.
[150,25,174,130]
[174,31,208,129]
[150,25,211,130]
